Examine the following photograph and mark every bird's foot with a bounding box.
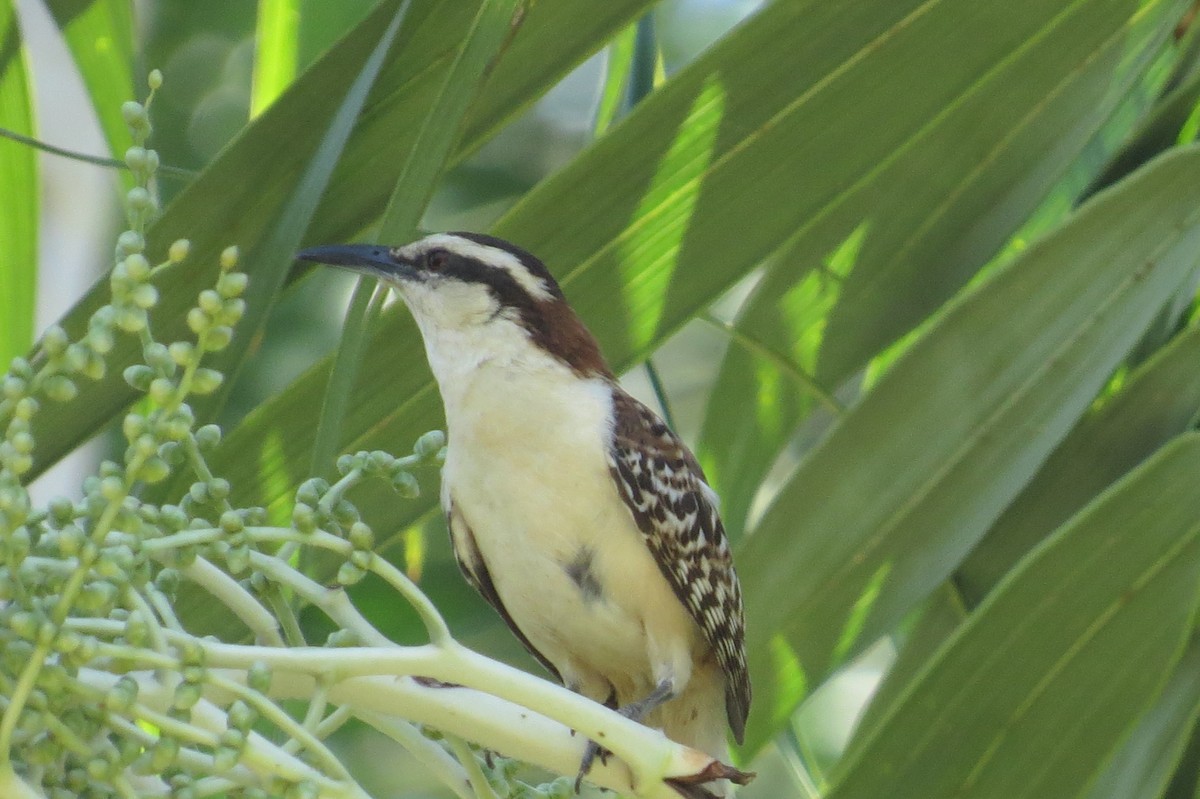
[572,680,675,793]
[573,740,611,793]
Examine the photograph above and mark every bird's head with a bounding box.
[297,232,611,379]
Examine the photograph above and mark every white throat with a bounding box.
[402,299,573,427]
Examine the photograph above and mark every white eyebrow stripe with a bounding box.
[406,233,555,302]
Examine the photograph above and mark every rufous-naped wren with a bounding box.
[299,233,751,796]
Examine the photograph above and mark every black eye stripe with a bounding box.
[430,255,552,338]
[441,258,526,304]
[447,232,564,300]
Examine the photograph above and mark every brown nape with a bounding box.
[445,231,613,378]
[527,297,614,380]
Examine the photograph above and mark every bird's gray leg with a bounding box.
[575,679,676,792]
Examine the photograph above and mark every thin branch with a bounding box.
[247,550,390,646]
[207,672,352,783]
[356,712,474,799]
[699,312,846,415]
[445,734,501,799]
[0,126,196,180]
[190,641,720,796]
[79,668,366,798]
[178,556,285,647]
[314,705,355,739]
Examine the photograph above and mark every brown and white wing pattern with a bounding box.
[605,387,750,742]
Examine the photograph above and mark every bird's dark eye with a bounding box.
[426,249,450,271]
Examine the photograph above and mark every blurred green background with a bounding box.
[7,0,1200,797]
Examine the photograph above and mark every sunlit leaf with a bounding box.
[827,434,1200,799]
[26,0,656,476]
[739,146,1200,752]
[699,0,1190,533]
[957,320,1200,605]
[186,0,413,430]
[309,0,523,482]
[593,22,636,136]
[251,0,301,117]
[845,583,968,756]
[0,0,37,367]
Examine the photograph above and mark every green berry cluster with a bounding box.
[0,70,554,799]
[0,70,474,799]
[290,430,444,589]
[0,72,419,799]
[0,72,261,799]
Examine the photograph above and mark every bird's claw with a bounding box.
[573,739,611,793]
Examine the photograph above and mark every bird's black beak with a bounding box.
[295,244,418,281]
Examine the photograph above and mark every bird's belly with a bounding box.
[445,438,699,701]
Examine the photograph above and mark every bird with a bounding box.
[298,233,751,795]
